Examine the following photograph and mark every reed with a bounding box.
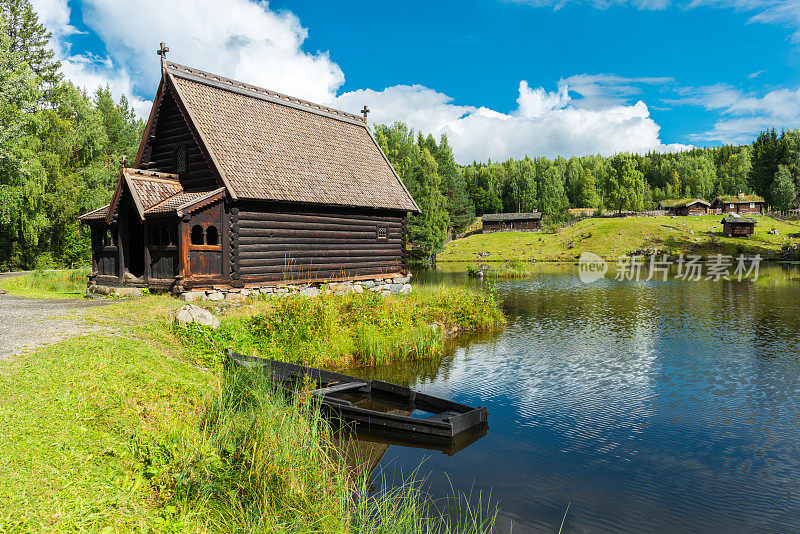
[141,366,498,533]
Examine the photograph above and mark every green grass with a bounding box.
[0,291,504,532]
[0,267,90,299]
[440,214,800,263]
[177,285,506,369]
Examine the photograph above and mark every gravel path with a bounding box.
[0,272,113,359]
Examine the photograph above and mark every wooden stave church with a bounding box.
[79,51,419,292]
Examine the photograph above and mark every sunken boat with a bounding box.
[225,350,489,445]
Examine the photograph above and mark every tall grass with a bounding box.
[0,267,90,298]
[177,284,505,368]
[139,366,498,533]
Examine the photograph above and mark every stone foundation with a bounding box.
[178,275,413,303]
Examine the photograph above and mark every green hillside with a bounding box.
[439,215,800,263]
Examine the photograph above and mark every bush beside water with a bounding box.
[177,285,505,369]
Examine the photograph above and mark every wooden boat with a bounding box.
[225,349,489,442]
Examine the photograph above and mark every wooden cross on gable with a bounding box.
[361,105,370,121]
[157,42,169,57]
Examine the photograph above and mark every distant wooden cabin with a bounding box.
[79,57,419,292]
[657,198,710,216]
[721,216,756,237]
[712,194,765,215]
[481,212,542,232]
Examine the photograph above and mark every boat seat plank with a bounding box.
[309,381,367,396]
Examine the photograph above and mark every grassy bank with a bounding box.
[0,288,504,532]
[440,215,800,264]
[0,267,90,298]
[178,285,505,369]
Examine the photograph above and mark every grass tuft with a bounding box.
[176,285,505,369]
[0,268,90,299]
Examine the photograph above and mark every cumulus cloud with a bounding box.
[337,78,690,164]
[670,83,800,143]
[31,0,152,116]
[32,0,689,162]
[80,0,344,105]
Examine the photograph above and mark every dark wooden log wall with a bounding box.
[235,202,406,282]
[144,90,216,192]
[91,224,118,276]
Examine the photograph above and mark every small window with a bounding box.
[175,144,188,174]
[377,227,387,239]
[206,225,219,246]
[191,225,204,245]
[729,203,734,209]
[102,228,113,247]
[750,203,755,208]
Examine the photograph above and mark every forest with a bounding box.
[1,0,799,270]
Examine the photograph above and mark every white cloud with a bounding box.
[80,0,344,106]
[33,0,689,162]
[671,83,800,143]
[337,79,690,164]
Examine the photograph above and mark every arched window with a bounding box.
[175,144,188,174]
[191,225,204,245]
[162,226,172,246]
[102,228,113,247]
[206,225,219,246]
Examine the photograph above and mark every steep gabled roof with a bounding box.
[156,61,419,213]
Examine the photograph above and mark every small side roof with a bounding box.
[721,216,757,224]
[79,167,225,222]
[482,212,542,222]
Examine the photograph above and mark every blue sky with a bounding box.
[31,0,800,163]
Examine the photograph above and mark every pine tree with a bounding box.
[749,129,784,204]
[433,134,474,231]
[0,0,61,93]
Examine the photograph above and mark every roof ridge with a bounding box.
[124,168,179,180]
[165,61,367,126]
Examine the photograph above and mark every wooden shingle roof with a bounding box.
[162,62,419,213]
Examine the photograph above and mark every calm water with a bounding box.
[348,264,800,533]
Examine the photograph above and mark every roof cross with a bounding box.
[361,105,370,121]
[157,42,169,57]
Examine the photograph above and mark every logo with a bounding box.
[578,252,608,284]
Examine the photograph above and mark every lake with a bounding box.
[347,263,800,533]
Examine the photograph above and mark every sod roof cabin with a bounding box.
[721,216,756,237]
[481,212,542,232]
[712,194,765,214]
[657,198,711,216]
[79,51,419,292]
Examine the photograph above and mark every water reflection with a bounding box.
[348,263,800,533]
